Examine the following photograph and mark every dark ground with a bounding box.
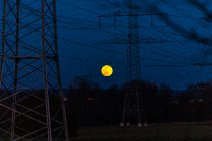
[72,123,212,141]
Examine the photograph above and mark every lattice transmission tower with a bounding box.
[0,0,69,140]
[99,0,147,127]
[121,0,145,127]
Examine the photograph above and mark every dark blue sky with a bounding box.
[1,0,212,90]
[54,0,212,90]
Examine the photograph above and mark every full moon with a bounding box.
[101,65,113,77]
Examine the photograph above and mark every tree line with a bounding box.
[66,76,212,137]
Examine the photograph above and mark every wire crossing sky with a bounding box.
[1,0,212,90]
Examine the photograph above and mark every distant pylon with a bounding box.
[120,0,146,127]
[98,0,147,127]
[0,0,69,140]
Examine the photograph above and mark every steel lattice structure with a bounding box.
[0,0,69,140]
[99,0,147,127]
[120,0,146,127]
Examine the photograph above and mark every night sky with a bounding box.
[2,0,212,90]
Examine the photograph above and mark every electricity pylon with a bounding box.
[121,0,146,127]
[0,0,69,140]
[98,0,147,127]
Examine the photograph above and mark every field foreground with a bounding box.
[72,123,212,141]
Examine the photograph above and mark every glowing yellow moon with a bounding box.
[101,65,113,76]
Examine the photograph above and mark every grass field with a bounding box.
[72,123,212,141]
